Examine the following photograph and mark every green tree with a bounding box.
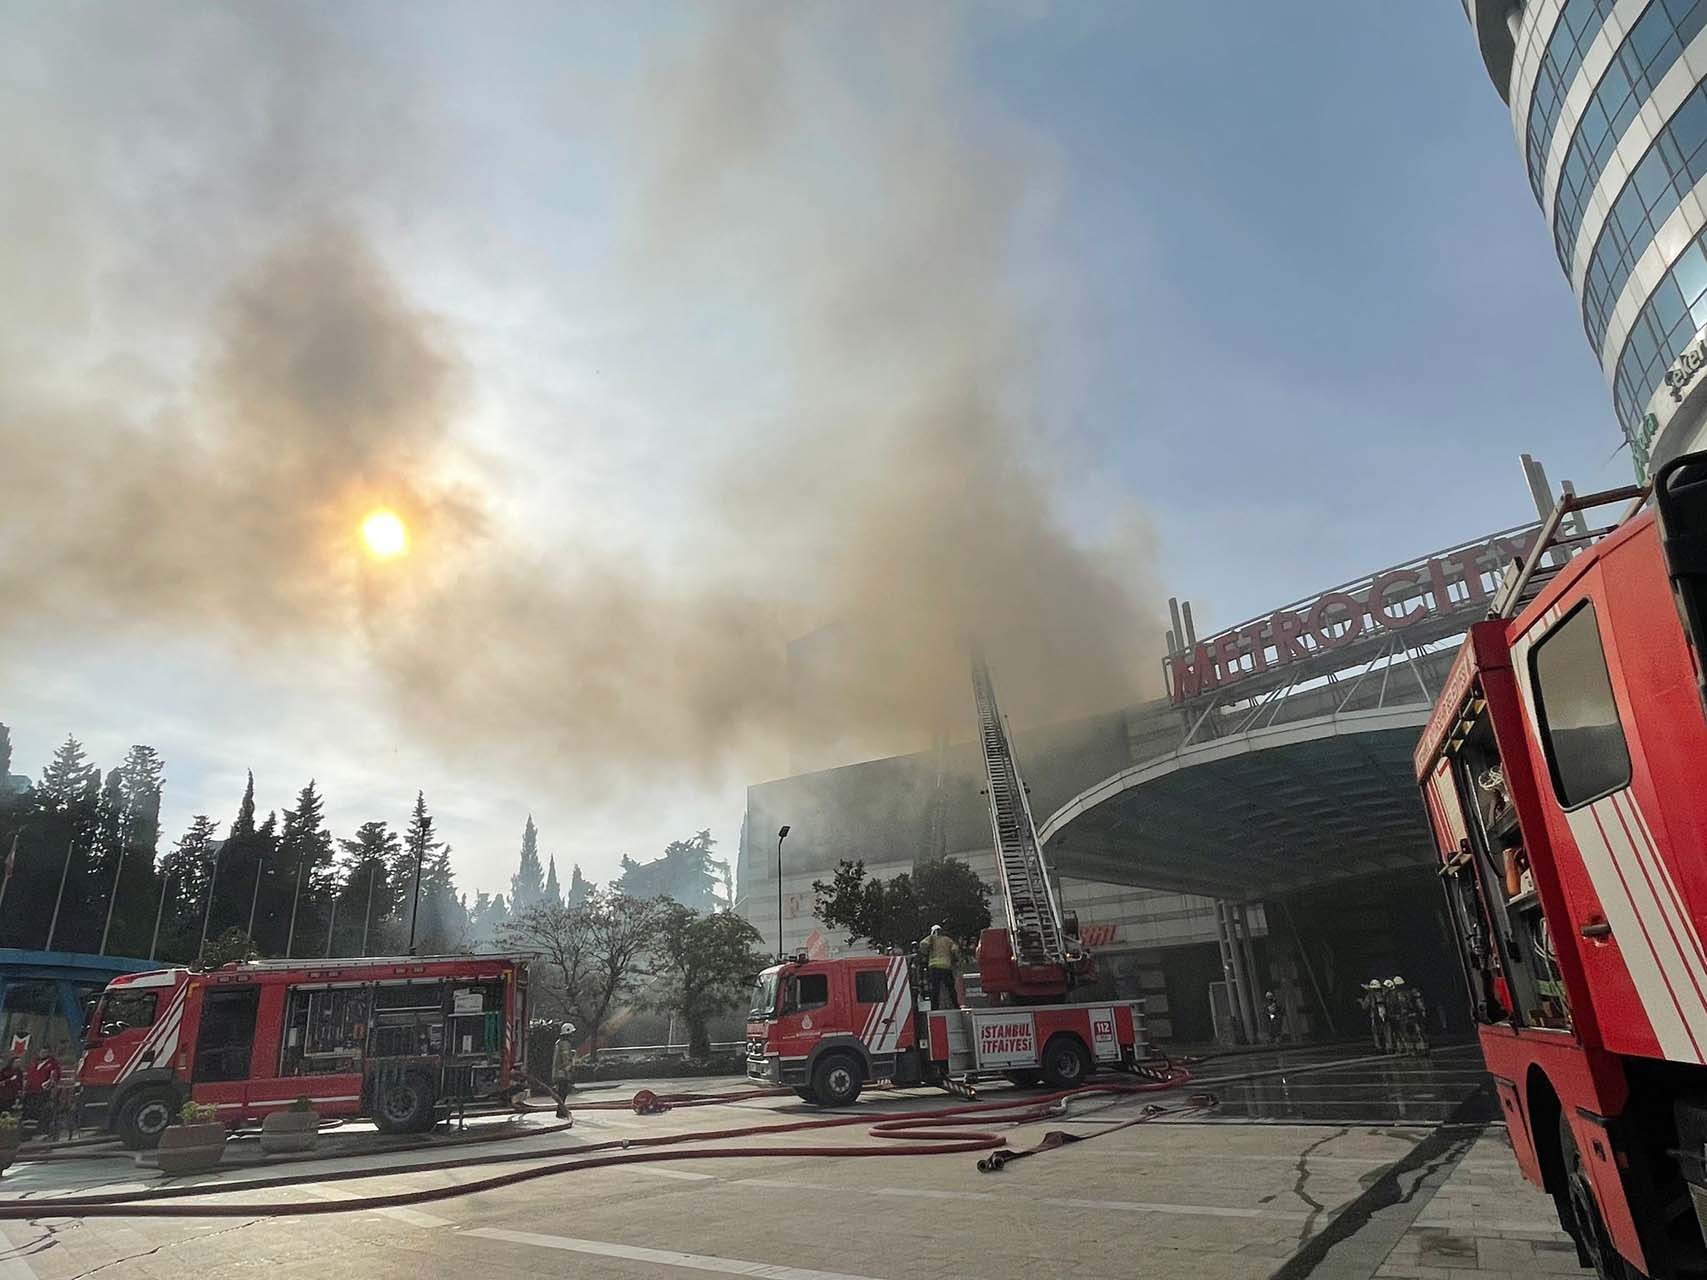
[615,830,724,913]
[415,842,464,953]
[648,905,767,1058]
[499,891,665,1058]
[510,815,544,911]
[399,792,440,951]
[37,736,100,815]
[199,925,258,968]
[336,820,401,955]
[544,855,562,907]
[812,857,991,953]
[275,781,333,957]
[158,814,218,961]
[0,722,10,779]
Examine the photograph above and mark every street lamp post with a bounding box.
[776,825,791,960]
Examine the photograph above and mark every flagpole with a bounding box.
[45,838,75,951]
[0,831,17,918]
[198,843,222,964]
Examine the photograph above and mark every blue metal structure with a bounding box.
[0,949,160,1053]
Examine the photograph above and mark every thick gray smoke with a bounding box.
[0,4,1161,793]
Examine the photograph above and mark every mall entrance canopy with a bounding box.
[1037,524,1541,899]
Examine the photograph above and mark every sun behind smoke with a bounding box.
[361,508,408,559]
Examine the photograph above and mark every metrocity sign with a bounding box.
[1165,528,1539,706]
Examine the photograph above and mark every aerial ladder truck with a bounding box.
[745,656,1146,1106]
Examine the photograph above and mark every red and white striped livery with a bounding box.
[1415,451,1707,1279]
[744,951,1149,1105]
[77,953,529,1149]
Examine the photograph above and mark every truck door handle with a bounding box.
[1581,921,1612,939]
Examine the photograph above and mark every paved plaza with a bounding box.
[0,1046,1585,1280]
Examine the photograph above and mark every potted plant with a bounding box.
[0,1110,19,1176]
[260,1096,320,1155]
[156,1101,226,1175]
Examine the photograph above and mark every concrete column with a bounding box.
[1228,903,1260,1043]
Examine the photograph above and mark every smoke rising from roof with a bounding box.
[0,4,1161,799]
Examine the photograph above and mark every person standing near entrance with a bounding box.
[920,925,960,1008]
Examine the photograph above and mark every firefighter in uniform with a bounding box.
[551,1023,577,1117]
[921,925,960,1009]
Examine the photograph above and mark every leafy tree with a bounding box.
[580,892,668,1058]
[499,900,596,1028]
[0,722,10,779]
[229,771,257,842]
[510,815,545,911]
[812,857,991,953]
[199,926,259,968]
[616,830,724,913]
[499,891,666,1058]
[647,905,767,1058]
[544,855,561,907]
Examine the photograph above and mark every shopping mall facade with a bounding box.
[1467,0,1707,478]
[735,505,1567,1046]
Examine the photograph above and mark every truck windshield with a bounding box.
[749,973,779,1018]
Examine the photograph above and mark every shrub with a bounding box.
[0,1110,18,1134]
[179,1101,219,1125]
[288,1096,314,1113]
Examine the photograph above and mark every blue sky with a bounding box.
[0,3,1629,902]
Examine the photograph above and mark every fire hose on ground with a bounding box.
[0,1068,1203,1219]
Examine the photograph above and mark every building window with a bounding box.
[1530,604,1633,807]
[854,971,887,1004]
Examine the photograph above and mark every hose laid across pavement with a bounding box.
[0,1069,1199,1219]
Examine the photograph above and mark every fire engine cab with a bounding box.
[747,655,1151,1105]
[1416,451,1707,1279]
[77,953,529,1149]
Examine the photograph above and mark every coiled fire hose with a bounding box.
[0,1069,1202,1219]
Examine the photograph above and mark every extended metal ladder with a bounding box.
[1491,480,1648,619]
[971,654,1068,969]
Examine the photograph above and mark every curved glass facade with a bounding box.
[1524,0,1622,200]
[1549,1,1707,274]
[1478,0,1707,463]
[1582,82,1707,352]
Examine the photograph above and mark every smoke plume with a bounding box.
[0,4,1161,795]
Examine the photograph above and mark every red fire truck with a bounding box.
[745,950,1148,1104]
[1415,451,1707,1279]
[748,656,1151,1104]
[77,953,529,1149]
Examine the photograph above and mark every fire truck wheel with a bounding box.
[791,1087,815,1101]
[375,1071,436,1134]
[1557,1114,1639,1279]
[1003,1070,1042,1087]
[810,1053,864,1107]
[1039,1035,1091,1089]
[116,1088,178,1150]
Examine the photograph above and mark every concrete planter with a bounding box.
[0,1130,18,1177]
[259,1109,320,1155]
[156,1122,226,1175]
